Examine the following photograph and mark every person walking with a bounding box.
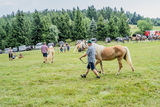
[79,40,100,79]
[41,42,48,63]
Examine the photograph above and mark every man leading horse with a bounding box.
[78,40,135,76]
[80,40,100,79]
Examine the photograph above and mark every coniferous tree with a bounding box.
[83,17,91,38]
[41,15,51,41]
[118,13,130,37]
[108,15,119,39]
[73,7,87,40]
[56,13,71,41]
[46,25,59,43]
[97,15,106,40]
[0,26,7,49]
[89,18,97,38]
[87,5,98,21]
[9,10,28,47]
[31,10,43,44]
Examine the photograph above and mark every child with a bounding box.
[60,45,63,53]
[64,44,67,52]
[19,53,24,59]
[13,52,16,59]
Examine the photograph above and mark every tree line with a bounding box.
[0,6,157,49]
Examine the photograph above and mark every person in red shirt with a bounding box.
[41,42,48,63]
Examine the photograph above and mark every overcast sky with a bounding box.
[0,0,159,18]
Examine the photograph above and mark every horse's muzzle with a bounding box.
[78,48,82,52]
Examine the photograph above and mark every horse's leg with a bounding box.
[100,61,104,74]
[73,45,78,53]
[51,56,54,63]
[116,58,123,75]
[95,60,101,73]
[51,52,54,63]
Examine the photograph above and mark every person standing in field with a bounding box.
[13,52,16,59]
[41,42,48,63]
[59,44,63,53]
[64,44,67,53]
[8,47,13,61]
[79,40,100,79]
[66,43,70,52]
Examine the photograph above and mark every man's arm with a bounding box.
[47,47,48,52]
[80,53,87,59]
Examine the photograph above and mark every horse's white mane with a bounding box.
[92,43,105,54]
[92,43,104,50]
[73,40,105,53]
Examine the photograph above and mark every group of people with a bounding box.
[8,47,23,61]
[41,42,70,63]
[41,42,55,63]
[8,41,100,79]
[42,41,100,79]
[59,43,70,53]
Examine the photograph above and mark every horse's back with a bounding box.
[100,45,126,60]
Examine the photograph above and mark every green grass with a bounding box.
[0,41,160,107]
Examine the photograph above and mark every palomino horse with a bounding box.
[73,40,86,52]
[47,46,55,63]
[78,41,135,75]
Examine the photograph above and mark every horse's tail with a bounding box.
[124,47,132,63]
[124,47,135,72]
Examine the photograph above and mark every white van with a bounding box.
[19,45,26,51]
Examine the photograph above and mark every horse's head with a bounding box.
[49,46,53,48]
[76,40,88,52]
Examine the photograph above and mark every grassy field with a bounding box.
[129,24,160,35]
[0,41,160,107]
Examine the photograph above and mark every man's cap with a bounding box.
[87,40,92,43]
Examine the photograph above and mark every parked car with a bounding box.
[0,49,2,54]
[91,38,97,43]
[26,46,32,51]
[19,45,27,51]
[48,43,54,47]
[115,37,124,43]
[4,48,10,53]
[58,41,64,46]
[35,43,43,50]
[105,37,111,43]
[12,47,18,52]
